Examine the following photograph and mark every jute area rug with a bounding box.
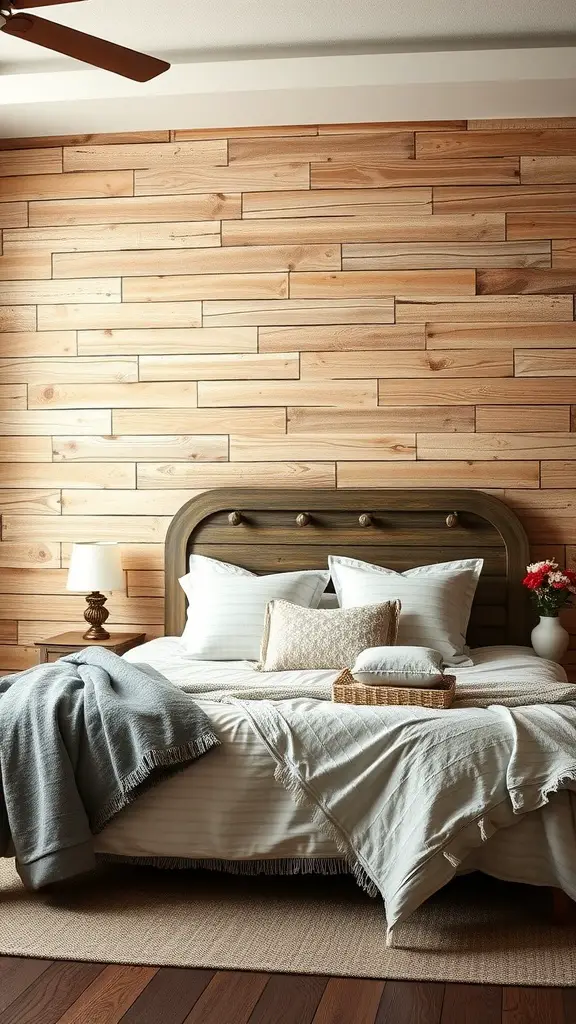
[1,862,575,987]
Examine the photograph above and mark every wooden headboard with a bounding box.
[164,488,531,646]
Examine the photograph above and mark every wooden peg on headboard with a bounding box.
[228,510,243,526]
[358,513,373,528]
[446,512,459,528]
[295,512,311,527]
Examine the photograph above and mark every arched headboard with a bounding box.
[164,488,531,646]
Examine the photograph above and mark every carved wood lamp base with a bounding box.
[82,591,111,641]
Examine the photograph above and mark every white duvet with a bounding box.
[95,639,576,906]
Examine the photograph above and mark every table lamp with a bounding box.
[66,543,125,641]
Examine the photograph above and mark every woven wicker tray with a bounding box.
[332,669,456,708]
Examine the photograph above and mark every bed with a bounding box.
[93,487,576,913]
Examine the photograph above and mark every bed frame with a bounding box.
[164,487,532,644]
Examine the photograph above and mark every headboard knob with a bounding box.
[446,512,459,529]
[295,512,311,527]
[228,510,243,526]
[358,513,373,528]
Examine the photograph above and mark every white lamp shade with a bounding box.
[66,543,125,593]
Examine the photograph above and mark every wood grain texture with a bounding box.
[312,978,385,1024]
[55,965,157,1024]
[2,118,576,667]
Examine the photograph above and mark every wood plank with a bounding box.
[111,408,285,435]
[0,437,53,460]
[302,348,512,378]
[397,295,573,322]
[248,974,327,1024]
[120,968,215,1024]
[63,140,227,171]
[0,279,121,306]
[0,543,60,568]
[55,964,157,1024]
[418,432,576,460]
[0,170,133,203]
[127,569,165,597]
[259,325,425,352]
[29,193,241,226]
[62,490,201,516]
[377,378,576,405]
[0,411,111,436]
[0,621,17,642]
[426,321,576,349]
[290,270,476,298]
[28,381,198,410]
[0,251,52,280]
[0,463,135,487]
[311,158,520,188]
[203,298,394,327]
[0,306,38,331]
[17,620,162,644]
[312,978,384,1024]
[137,462,336,488]
[433,184,576,213]
[0,147,62,177]
[0,489,62,514]
[552,240,576,268]
[229,133,413,163]
[515,350,576,376]
[0,960,105,1024]
[182,970,269,1024]
[441,984,501,1024]
[197,379,378,407]
[338,460,539,488]
[38,301,201,331]
[53,244,340,278]
[288,405,475,432]
[375,980,444,1024]
[78,327,257,355]
[0,203,28,228]
[0,384,27,409]
[0,959,52,1016]
[477,268,576,294]
[6,221,222,254]
[476,405,571,431]
[222,214,505,245]
[122,274,289,302]
[417,129,576,158]
[501,986,565,1024]
[343,240,550,270]
[0,131,171,149]
[135,163,309,195]
[52,435,228,462]
[230,433,415,461]
[504,489,576,512]
[521,157,576,183]
[175,125,318,140]
[319,120,466,133]
[139,353,299,381]
[0,645,35,670]
[2,331,76,357]
[470,118,576,130]
[1,516,171,546]
[0,357,136,384]
[242,186,432,217]
[508,213,576,239]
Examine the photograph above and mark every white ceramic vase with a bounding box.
[530,614,569,662]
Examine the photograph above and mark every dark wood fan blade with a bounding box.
[1,13,171,82]
[8,1,86,10]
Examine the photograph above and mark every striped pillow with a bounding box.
[180,557,329,660]
[329,556,483,665]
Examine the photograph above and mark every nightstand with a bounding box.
[35,631,147,664]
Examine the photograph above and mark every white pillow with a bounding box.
[329,555,483,666]
[180,556,329,660]
[352,646,446,688]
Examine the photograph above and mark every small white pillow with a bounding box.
[180,557,329,660]
[329,555,483,666]
[352,646,446,688]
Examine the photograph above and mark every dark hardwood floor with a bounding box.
[0,957,573,1024]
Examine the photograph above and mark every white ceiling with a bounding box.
[1,0,575,71]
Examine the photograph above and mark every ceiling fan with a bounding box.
[0,0,170,81]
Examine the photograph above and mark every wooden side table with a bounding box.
[35,631,147,664]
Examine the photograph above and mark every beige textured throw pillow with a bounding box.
[258,599,400,671]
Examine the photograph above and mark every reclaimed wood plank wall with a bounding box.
[1,117,575,673]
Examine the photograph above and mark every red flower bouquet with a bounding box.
[522,559,576,616]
